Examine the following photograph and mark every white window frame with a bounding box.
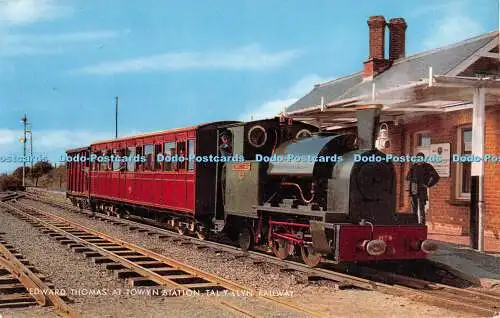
[455,125,472,200]
[413,130,432,153]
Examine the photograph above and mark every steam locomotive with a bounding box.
[66,105,435,267]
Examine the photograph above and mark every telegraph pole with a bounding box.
[27,123,33,176]
[20,114,27,187]
[115,96,119,139]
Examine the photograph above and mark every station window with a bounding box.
[177,141,186,170]
[456,126,472,200]
[416,134,431,147]
[127,147,136,172]
[154,144,163,171]
[135,146,143,171]
[164,142,176,171]
[144,144,154,171]
[187,140,195,171]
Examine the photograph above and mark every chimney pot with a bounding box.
[364,16,390,78]
[367,16,386,59]
[388,17,407,60]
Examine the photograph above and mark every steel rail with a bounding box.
[1,202,258,317]
[22,192,378,289]
[2,201,326,318]
[0,236,78,317]
[20,191,500,317]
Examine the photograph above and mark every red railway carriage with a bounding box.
[67,121,238,234]
[90,126,198,214]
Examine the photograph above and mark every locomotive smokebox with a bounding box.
[356,104,382,150]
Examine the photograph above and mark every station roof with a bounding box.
[285,30,500,128]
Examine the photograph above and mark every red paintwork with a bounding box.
[66,148,89,197]
[337,224,427,261]
[272,232,304,245]
[269,220,310,228]
[89,126,197,215]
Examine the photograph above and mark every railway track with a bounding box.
[0,199,325,318]
[0,233,77,317]
[15,191,500,317]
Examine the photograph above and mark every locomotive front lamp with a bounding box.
[365,239,387,256]
[358,239,387,256]
[420,240,439,253]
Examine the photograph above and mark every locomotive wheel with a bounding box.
[272,238,292,260]
[195,226,208,240]
[176,226,187,235]
[238,228,253,252]
[300,245,322,267]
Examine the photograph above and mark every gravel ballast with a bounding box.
[0,207,255,318]
[1,197,469,317]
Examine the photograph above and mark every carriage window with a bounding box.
[135,146,143,171]
[113,149,121,171]
[117,148,127,171]
[164,142,176,171]
[154,144,162,171]
[187,140,195,171]
[127,147,136,172]
[144,144,154,171]
[92,152,100,171]
[104,150,112,171]
[177,141,186,170]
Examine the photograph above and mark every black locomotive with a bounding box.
[218,105,432,266]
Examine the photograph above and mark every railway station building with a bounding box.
[286,16,500,251]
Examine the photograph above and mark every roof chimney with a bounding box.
[388,18,407,60]
[363,16,390,78]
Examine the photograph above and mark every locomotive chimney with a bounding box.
[356,105,382,150]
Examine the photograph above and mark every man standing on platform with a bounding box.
[407,152,440,224]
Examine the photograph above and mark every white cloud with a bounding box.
[0,129,17,146]
[0,0,71,25]
[421,2,485,50]
[1,30,125,56]
[0,1,124,57]
[6,30,124,44]
[240,74,332,121]
[0,129,111,149]
[0,128,143,173]
[71,44,300,75]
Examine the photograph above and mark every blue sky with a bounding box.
[0,0,498,172]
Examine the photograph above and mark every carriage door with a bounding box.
[176,138,188,209]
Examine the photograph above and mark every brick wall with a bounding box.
[381,106,500,237]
